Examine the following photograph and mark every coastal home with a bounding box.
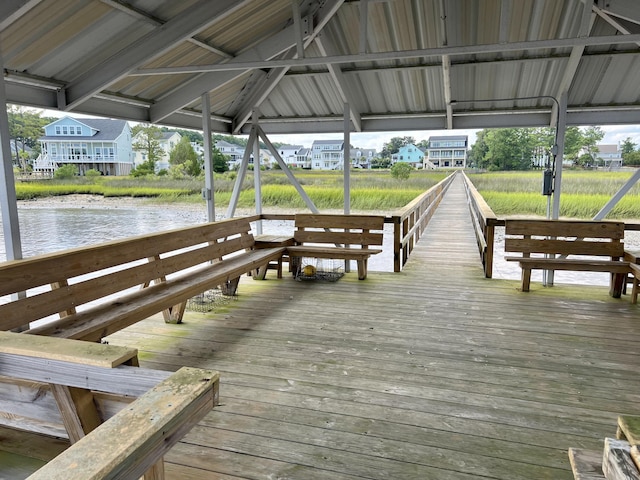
[425,135,468,168]
[296,147,311,169]
[277,145,304,168]
[351,148,376,169]
[133,130,181,173]
[36,116,134,175]
[215,140,245,169]
[595,144,623,170]
[392,144,425,168]
[311,139,344,170]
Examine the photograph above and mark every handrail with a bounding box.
[461,171,500,278]
[389,172,457,272]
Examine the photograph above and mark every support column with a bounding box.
[551,92,568,220]
[343,103,351,215]
[226,127,257,218]
[201,93,215,222]
[0,66,23,262]
[252,110,263,234]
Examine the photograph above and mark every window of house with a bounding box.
[76,126,82,135]
[62,126,68,135]
[55,126,61,135]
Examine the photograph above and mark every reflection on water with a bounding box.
[0,206,396,272]
[0,206,208,259]
[1,206,636,283]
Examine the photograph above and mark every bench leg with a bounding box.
[163,302,186,324]
[253,264,268,280]
[632,276,639,305]
[521,267,532,292]
[290,256,301,278]
[357,259,368,280]
[221,276,240,296]
[144,459,165,480]
[610,273,624,299]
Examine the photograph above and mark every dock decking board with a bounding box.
[99,175,639,479]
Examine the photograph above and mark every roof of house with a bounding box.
[40,118,129,141]
[312,140,343,147]
[428,135,469,142]
[596,144,619,154]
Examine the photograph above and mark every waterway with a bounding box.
[1,198,637,286]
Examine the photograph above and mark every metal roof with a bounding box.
[2,0,640,135]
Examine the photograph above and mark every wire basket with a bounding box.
[295,258,344,282]
[186,288,236,313]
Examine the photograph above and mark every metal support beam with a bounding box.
[201,93,215,222]
[64,0,248,110]
[442,55,453,129]
[0,0,44,31]
[292,0,305,59]
[594,168,640,220]
[0,68,23,262]
[252,110,263,234]
[344,103,351,214]
[551,92,568,220]
[257,127,319,213]
[226,127,257,218]
[359,0,369,54]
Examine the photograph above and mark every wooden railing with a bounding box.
[0,331,219,480]
[389,172,456,272]
[461,171,501,278]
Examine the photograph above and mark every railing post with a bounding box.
[393,217,401,272]
[485,222,495,278]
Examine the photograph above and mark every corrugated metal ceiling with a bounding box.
[2,0,640,134]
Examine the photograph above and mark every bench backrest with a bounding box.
[505,220,625,258]
[293,214,385,249]
[0,217,255,332]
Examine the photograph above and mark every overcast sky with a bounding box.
[34,107,640,152]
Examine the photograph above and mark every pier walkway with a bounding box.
[105,174,640,479]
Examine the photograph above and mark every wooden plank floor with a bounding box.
[104,174,640,479]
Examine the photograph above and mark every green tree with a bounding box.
[212,146,230,173]
[8,106,48,171]
[562,126,584,164]
[483,128,535,170]
[390,162,413,180]
[580,126,605,166]
[132,124,164,174]
[621,137,636,155]
[169,136,202,176]
[381,136,415,159]
[467,130,489,169]
[624,151,640,167]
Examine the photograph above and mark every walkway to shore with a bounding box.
[108,174,640,479]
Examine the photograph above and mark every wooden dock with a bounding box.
[103,175,640,479]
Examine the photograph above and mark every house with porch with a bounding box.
[35,116,134,175]
[392,144,425,168]
[311,139,344,170]
[425,135,468,169]
[132,130,181,173]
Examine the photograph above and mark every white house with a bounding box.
[277,145,305,168]
[350,148,376,169]
[133,130,181,173]
[36,116,134,175]
[215,140,245,169]
[595,144,623,170]
[425,135,468,168]
[311,140,344,170]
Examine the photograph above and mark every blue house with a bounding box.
[391,144,425,168]
[36,116,134,175]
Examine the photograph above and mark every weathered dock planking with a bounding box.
[36,175,640,479]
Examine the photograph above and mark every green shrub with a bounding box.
[54,164,78,179]
[85,169,101,178]
[390,162,413,180]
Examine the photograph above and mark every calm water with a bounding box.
[1,205,636,284]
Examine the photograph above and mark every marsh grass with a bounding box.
[469,170,640,219]
[15,170,446,210]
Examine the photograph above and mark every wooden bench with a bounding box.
[568,415,640,479]
[287,214,384,280]
[504,219,630,298]
[0,217,285,342]
[0,331,219,479]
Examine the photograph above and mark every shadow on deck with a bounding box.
[100,175,640,479]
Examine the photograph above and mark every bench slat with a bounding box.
[27,248,285,341]
[0,218,253,296]
[287,246,382,260]
[505,238,624,257]
[0,331,137,368]
[294,230,383,246]
[294,214,384,230]
[507,258,630,273]
[26,367,218,480]
[505,219,625,239]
